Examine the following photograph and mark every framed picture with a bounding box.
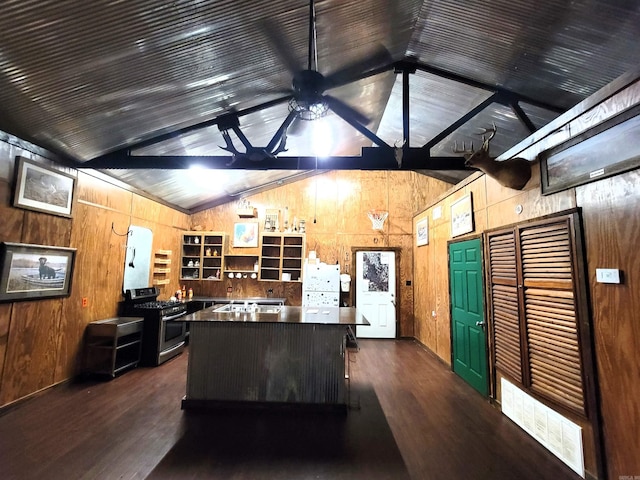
[540,103,640,195]
[0,242,77,302]
[12,156,75,218]
[451,193,474,237]
[233,222,259,248]
[416,218,429,246]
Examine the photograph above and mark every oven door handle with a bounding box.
[163,311,187,322]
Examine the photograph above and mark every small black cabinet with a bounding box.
[84,317,144,378]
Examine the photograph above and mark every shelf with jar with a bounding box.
[180,231,226,281]
[259,232,305,282]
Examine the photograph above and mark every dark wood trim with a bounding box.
[568,212,607,480]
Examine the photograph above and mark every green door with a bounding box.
[449,238,488,396]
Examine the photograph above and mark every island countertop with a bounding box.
[181,305,369,326]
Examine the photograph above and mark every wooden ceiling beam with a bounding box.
[79,147,470,171]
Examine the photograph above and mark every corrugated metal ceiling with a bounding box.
[0,0,638,211]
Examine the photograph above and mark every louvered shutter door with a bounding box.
[487,231,523,383]
[520,221,585,414]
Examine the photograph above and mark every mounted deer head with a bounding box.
[453,124,532,190]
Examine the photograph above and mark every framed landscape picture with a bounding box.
[450,194,474,237]
[12,156,76,218]
[416,218,429,246]
[0,242,77,302]
[540,104,640,194]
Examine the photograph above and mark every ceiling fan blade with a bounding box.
[260,18,304,76]
[288,115,307,136]
[252,86,295,98]
[324,95,370,125]
[323,46,393,90]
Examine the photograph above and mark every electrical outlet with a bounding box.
[82,297,88,307]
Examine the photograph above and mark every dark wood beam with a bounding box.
[79,148,470,171]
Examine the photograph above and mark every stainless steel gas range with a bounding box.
[120,287,187,366]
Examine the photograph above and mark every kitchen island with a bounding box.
[180,305,369,410]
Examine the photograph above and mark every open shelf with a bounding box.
[181,231,226,281]
[259,233,305,282]
[153,250,172,286]
[224,254,259,275]
[84,317,144,378]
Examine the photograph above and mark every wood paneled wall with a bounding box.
[190,170,449,338]
[412,161,602,476]
[412,75,640,479]
[0,145,189,408]
[576,169,640,478]
[0,143,450,409]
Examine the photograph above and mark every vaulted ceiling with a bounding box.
[1,0,638,212]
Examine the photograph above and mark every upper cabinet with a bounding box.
[181,231,305,282]
[180,232,225,281]
[259,233,305,282]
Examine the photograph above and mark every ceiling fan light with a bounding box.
[289,97,328,121]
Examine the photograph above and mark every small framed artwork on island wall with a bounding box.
[0,242,77,302]
[450,193,474,237]
[12,156,76,218]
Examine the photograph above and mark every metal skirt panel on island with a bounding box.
[181,306,368,410]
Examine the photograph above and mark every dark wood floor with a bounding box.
[0,339,582,480]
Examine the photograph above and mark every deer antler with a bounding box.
[477,122,497,151]
[219,130,241,156]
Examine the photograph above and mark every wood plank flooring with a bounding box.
[0,339,582,480]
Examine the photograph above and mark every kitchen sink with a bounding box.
[213,303,282,315]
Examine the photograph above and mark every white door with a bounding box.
[355,251,396,338]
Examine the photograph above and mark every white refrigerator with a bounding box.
[302,263,340,307]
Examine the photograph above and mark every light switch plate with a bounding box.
[596,268,621,284]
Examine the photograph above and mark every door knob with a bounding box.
[475,321,486,327]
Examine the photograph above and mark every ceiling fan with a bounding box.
[265,0,392,126]
[217,0,391,164]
